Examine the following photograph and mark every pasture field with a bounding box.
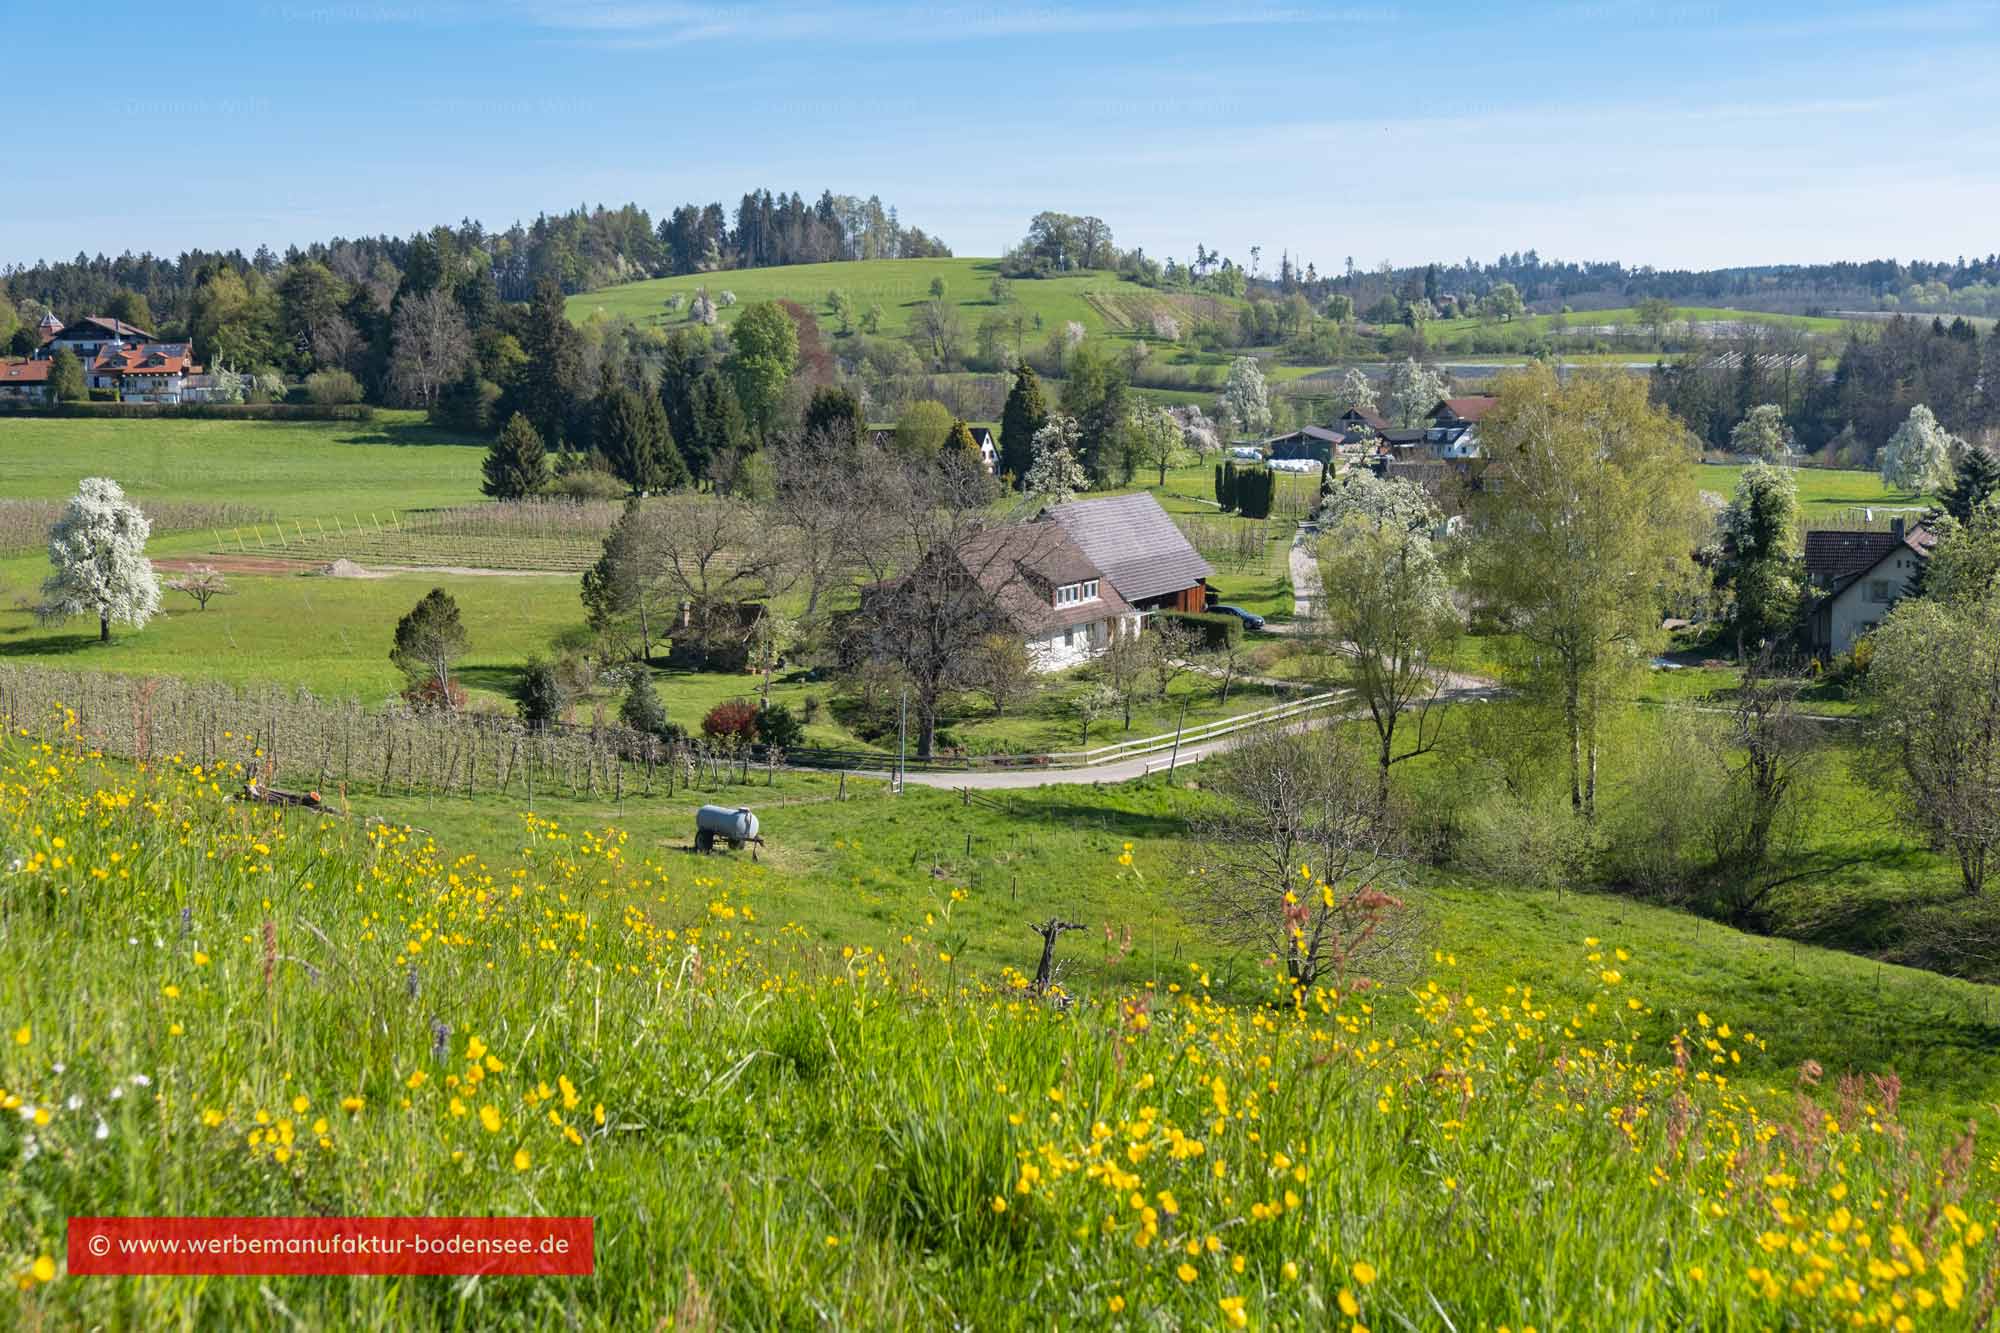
[1695,460,1930,515]
[568,257,1247,351]
[0,412,489,538]
[4,729,2000,1328]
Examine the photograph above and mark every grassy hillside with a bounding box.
[568,257,1246,347]
[5,737,1999,1327]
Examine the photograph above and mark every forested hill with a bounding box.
[0,190,952,334]
[1258,250,2000,321]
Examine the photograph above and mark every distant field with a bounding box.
[1692,461,1930,514]
[569,257,1247,347]
[0,412,489,541]
[1423,304,1850,350]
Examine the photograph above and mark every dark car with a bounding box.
[1211,604,1265,632]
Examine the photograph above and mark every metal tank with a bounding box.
[694,805,760,852]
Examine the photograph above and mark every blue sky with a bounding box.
[8,1,1997,273]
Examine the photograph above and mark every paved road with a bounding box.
[1288,531,1323,622]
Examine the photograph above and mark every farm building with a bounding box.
[1040,491,1214,614]
[0,359,53,403]
[1428,396,1498,429]
[87,343,202,404]
[858,522,1139,673]
[1265,425,1346,464]
[1803,520,1935,658]
[40,315,155,363]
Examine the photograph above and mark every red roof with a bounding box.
[1436,396,1498,422]
[1803,524,1935,589]
[92,345,196,377]
[1,359,53,383]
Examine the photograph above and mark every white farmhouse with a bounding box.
[1803,519,1935,658]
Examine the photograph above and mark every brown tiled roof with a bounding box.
[1804,524,1936,595]
[91,344,194,376]
[1339,407,1390,432]
[1041,491,1213,604]
[953,523,1130,635]
[1,360,53,383]
[62,315,154,341]
[1434,395,1498,422]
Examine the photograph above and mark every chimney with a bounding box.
[1890,517,1905,539]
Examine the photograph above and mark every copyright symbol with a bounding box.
[88,1235,109,1257]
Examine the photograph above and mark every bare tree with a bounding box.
[649,494,790,668]
[768,425,859,623]
[388,291,471,409]
[312,315,363,376]
[1701,650,1824,923]
[1182,727,1415,990]
[912,297,965,368]
[847,447,1004,755]
[1095,622,1152,730]
[1206,630,1248,704]
[165,564,231,611]
[966,632,1036,717]
[1150,618,1199,701]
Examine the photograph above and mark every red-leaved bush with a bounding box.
[701,697,759,742]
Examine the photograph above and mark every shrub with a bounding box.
[305,369,364,405]
[619,671,670,738]
[701,697,759,743]
[400,676,467,713]
[754,702,805,749]
[547,467,628,502]
[513,658,568,728]
[1157,610,1242,651]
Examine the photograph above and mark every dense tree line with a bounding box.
[1,188,951,349]
[1652,316,2000,457]
[1279,251,2000,321]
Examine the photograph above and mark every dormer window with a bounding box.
[1055,580,1099,606]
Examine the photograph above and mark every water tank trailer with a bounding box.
[694,805,762,854]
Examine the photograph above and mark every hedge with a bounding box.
[0,402,374,422]
[1155,610,1242,650]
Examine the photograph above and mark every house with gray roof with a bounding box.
[859,520,1140,673]
[1039,491,1214,613]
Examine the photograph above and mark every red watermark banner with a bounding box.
[66,1216,594,1276]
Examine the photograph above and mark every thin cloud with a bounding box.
[513,2,1381,48]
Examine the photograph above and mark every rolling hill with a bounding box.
[567,257,1246,347]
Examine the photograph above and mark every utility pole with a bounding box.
[895,687,907,796]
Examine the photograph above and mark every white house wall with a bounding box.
[1825,550,1924,655]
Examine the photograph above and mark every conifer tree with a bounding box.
[998,364,1048,486]
[481,413,549,499]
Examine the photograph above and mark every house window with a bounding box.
[1064,626,1075,647]
[1869,579,1891,604]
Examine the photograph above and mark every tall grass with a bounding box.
[1,714,1996,1328]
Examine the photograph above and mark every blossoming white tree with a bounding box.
[1169,404,1219,459]
[1024,413,1090,507]
[1335,367,1378,418]
[1879,403,1958,495]
[1219,357,1271,436]
[1729,403,1792,462]
[40,477,160,643]
[1386,357,1449,428]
